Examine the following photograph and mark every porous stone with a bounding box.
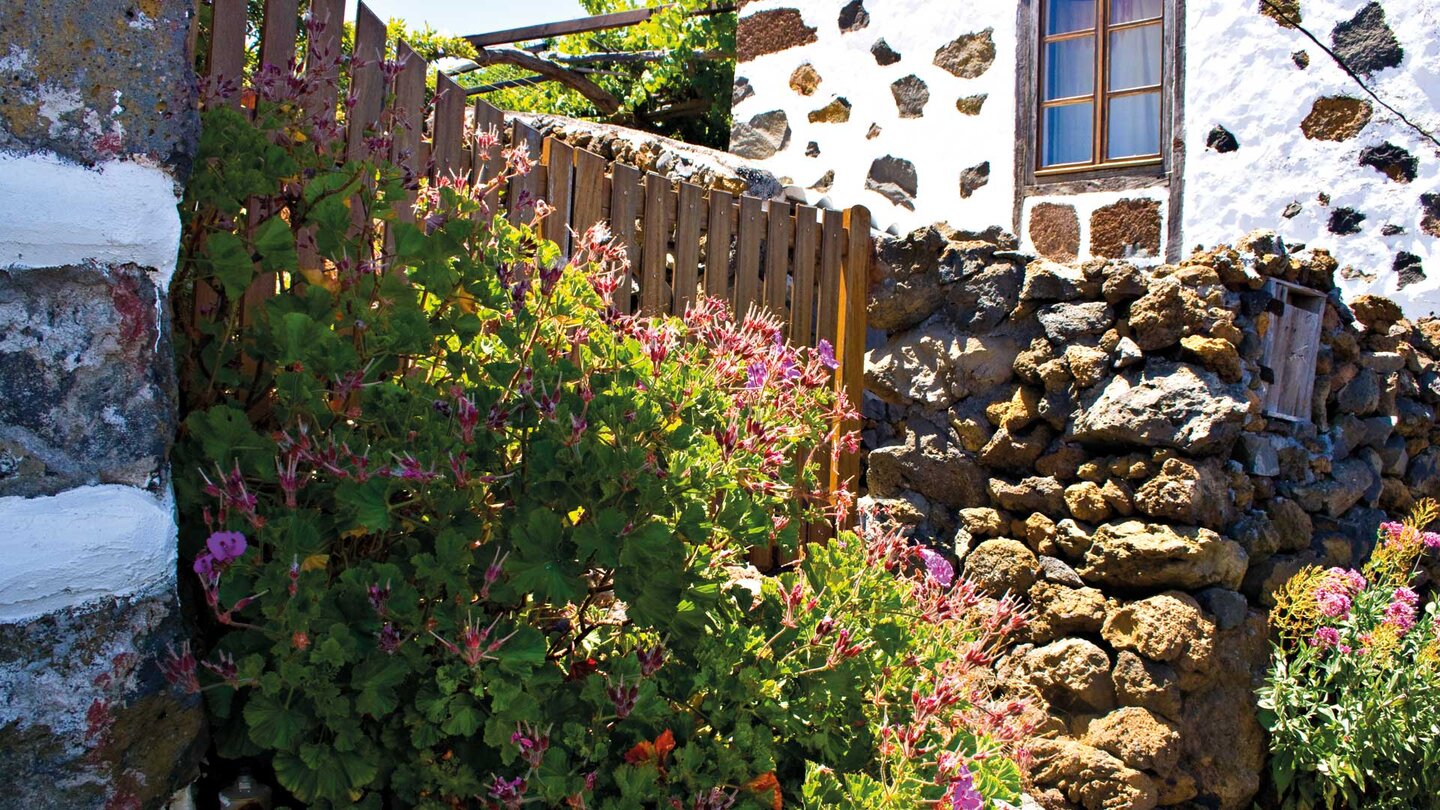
[1205,125,1239,153]
[1134,457,1237,530]
[1028,738,1159,810]
[866,416,988,508]
[1039,302,1114,343]
[731,77,754,105]
[1300,96,1373,141]
[1113,650,1183,720]
[730,110,791,160]
[960,507,1008,537]
[871,39,901,65]
[933,29,996,79]
[991,476,1068,515]
[1260,0,1302,27]
[1071,362,1251,455]
[1081,521,1248,590]
[788,63,821,95]
[1030,203,1081,262]
[1423,193,1440,238]
[865,155,917,209]
[1065,481,1112,523]
[1082,707,1182,775]
[1328,206,1366,235]
[1330,2,1403,77]
[955,93,988,115]
[890,75,929,118]
[1359,142,1418,182]
[1090,199,1162,259]
[1350,293,1403,330]
[0,0,199,169]
[1195,587,1250,631]
[1102,592,1216,668]
[1015,639,1116,713]
[737,9,818,62]
[958,161,990,199]
[1395,251,1425,288]
[837,0,869,31]
[965,538,1039,595]
[0,266,175,498]
[807,97,853,124]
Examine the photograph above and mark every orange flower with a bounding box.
[744,772,782,809]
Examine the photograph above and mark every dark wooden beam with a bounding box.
[463,4,736,48]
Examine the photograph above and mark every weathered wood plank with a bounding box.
[832,206,871,519]
[465,6,669,48]
[790,206,819,347]
[640,174,671,315]
[571,148,607,243]
[346,3,387,162]
[609,162,641,313]
[734,195,764,317]
[471,99,506,217]
[542,139,576,253]
[259,0,299,74]
[432,70,468,180]
[208,0,247,107]
[673,182,704,312]
[704,189,734,301]
[764,200,792,331]
[389,41,426,224]
[507,120,544,224]
[815,208,845,352]
[300,0,344,120]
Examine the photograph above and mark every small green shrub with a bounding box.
[168,77,1027,809]
[1259,501,1440,809]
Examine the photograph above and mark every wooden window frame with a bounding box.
[1260,279,1325,423]
[1016,0,1182,188]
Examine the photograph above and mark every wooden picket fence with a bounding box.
[198,0,870,548]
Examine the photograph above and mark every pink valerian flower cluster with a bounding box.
[1384,587,1420,634]
[1310,626,1347,652]
[1315,567,1367,619]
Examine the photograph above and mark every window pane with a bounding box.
[1109,24,1161,90]
[1045,38,1096,99]
[1043,103,1094,166]
[1107,92,1160,159]
[1111,0,1162,23]
[1047,0,1095,34]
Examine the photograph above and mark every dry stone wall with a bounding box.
[861,224,1440,810]
[733,0,1440,317]
[0,0,203,806]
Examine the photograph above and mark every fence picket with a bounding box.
[790,206,819,347]
[832,206,871,521]
[608,163,641,313]
[471,99,506,216]
[571,148,607,243]
[734,196,763,316]
[542,139,576,254]
[507,120,544,224]
[815,209,845,352]
[259,0,299,74]
[432,71,468,180]
[390,41,426,225]
[765,200,792,332]
[640,174,671,315]
[346,3,387,162]
[672,182,703,311]
[301,0,344,120]
[704,190,734,301]
[208,0,247,108]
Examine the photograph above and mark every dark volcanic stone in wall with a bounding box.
[0,265,175,498]
[1090,198,1163,258]
[732,76,754,105]
[959,161,991,199]
[866,156,919,210]
[1030,203,1081,262]
[1395,251,1425,289]
[1300,96,1373,141]
[1359,142,1418,182]
[737,8,818,62]
[872,38,902,65]
[891,75,930,118]
[1331,2,1404,76]
[0,0,198,172]
[0,592,205,810]
[1205,125,1240,153]
[838,0,869,32]
[1328,207,1366,235]
[1423,193,1440,238]
[933,29,996,78]
[1293,50,1311,68]
[730,110,791,159]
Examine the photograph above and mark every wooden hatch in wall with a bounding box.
[1261,279,1325,421]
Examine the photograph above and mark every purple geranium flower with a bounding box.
[916,547,955,588]
[948,763,984,810]
[206,531,248,563]
[817,339,839,370]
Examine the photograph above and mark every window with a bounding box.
[1260,280,1324,422]
[1037,0,1165,174]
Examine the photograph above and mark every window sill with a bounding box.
[1024,162,1168,196]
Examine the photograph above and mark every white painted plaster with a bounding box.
[0,484,178,623]
[0,152,182,283]
[1183,0,1440,318]
[733,0,1018,234]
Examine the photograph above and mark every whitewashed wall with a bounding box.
[733,0,1440,316]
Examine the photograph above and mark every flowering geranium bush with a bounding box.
[1259,501,1440,809]
[169,61,1026,809]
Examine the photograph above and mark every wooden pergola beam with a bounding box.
[463,4,736,49]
